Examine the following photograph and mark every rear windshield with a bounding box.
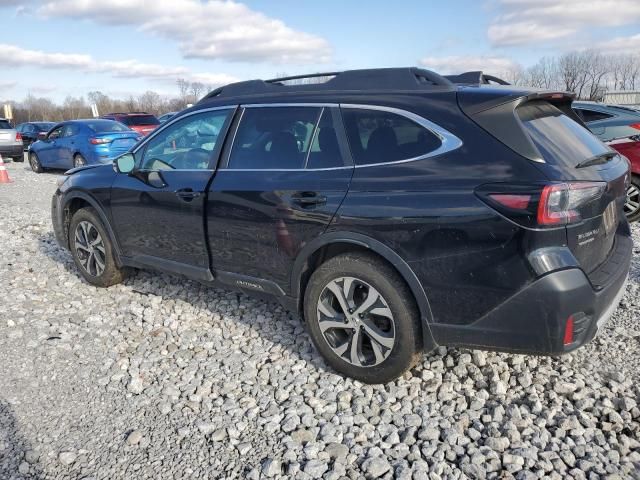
[119,115,159,126]
[85,120,131,133]
[0,120,12,129]
[34,122,55,132]
[518,101,610,167]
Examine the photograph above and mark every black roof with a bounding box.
[199,67,455,103]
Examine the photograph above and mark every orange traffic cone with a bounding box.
[0,154,12,184]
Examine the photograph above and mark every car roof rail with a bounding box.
[199,67,454,102]
[444,71,510,85]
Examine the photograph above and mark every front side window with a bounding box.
[228,107,321,169]
[48,126,64,140]
[140,109,231,171]
[342,108,442,165]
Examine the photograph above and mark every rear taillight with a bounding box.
[90,137,112,145]
[630,123,640,131]
[477,182,605,228]
[15,132,22,142]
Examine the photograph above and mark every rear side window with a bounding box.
[342,108,441,165]
[228,107,321,169]
[518,101,610,167]
[574,108,614,123]
[0,120,12,129]
[121,115,159,126]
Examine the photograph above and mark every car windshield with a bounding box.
[0,120,12,129]
[84,120,131,133]
[120,115,159,126]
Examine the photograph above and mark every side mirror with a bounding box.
[114,153,135,174]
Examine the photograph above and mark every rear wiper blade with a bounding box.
[575,152,617,169]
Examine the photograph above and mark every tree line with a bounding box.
[504,50,640,101]
[4,50,640,124]
[5,79,210,124]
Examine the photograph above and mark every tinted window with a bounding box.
[121,115,159,126]
[63,124,81,137]
[48,126,64,140]
[342,108,441,165]
[0,120,12,129]
[85,120,130,133]
[228,107,321,169]
[306,109,346,169]
[35,123,54,132]
[519,101,610,167]
[140,109,231,170]
[575,108,614,123]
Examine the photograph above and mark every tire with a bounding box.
[304,253,422,383]
[625,175,640,223]
[73,154,86,168]
[29,152,43,173]
[69,207,127,287]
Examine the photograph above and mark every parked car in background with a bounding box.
[101,112,159,136]
[29,119,141,172]
[51,68,631,383]
[158,112,178,124]
[0,117,24,161]
[16,122,55,149]
[573,102,640,221]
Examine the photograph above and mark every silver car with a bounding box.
[0,118,23,161]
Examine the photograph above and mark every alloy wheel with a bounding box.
[74,221,106,276]
[74,155,86,168]
[29,154,38,171]
[316,276,396,367]
[625,183,640,218]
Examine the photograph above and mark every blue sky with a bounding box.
[1,0,639,102]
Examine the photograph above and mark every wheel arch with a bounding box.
[291,231,437,351]
[62,191,124,264]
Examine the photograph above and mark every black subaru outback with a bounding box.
[51,68,632,383]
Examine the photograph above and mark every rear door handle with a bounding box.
[175,188,201,202]
[291,192,327,207]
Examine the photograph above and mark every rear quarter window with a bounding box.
[341,108,441,165]
[0,120,12,129]
[518,101,610,167]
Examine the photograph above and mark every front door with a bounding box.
[38,125,64,167]
[207,105,354,289]
[110,108,234,279]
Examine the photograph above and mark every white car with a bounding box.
[0,117,23,161]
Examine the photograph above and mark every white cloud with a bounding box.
[0,44,238,86]
[37,0,332,64]
[0,80,17,90]
[420,55,520,75]
[598,33,640,54]
[488,0,640,47]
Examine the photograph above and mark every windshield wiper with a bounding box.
[575,151,617,169]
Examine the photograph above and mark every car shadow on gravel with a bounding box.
[0,400,44,479]
[36,231,333,373]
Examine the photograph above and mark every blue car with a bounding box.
[28,119,141,173]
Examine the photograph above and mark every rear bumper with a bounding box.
[431,235,632,355]
[0,144,23,158]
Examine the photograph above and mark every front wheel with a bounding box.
[69,208,128,287]
[304,253,422,383]
[625,175,640,223]
[29,152,43,173]
[73,154,86,168]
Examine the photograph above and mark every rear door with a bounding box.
[58,123,81,168]
[110,107,234,279]
[207,105,353,290]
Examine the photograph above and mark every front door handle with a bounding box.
[291,192,327,207]
[175,188,201,202]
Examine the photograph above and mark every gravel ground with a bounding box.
[0,159,639,480]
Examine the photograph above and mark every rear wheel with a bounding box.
[73,154,86,168]
[70,208,128,287]
[625,175,640,222]
[29,152,43,173]
[304,253,422,383]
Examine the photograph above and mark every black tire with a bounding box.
[625,175,640,223]
[69,207,128,287]
[29,152,43,173]
[73,154,86,168]
[304,253,422,383]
